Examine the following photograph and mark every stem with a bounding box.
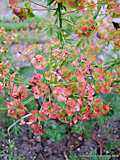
[31,1,48,9]
[31,0,55,10]
[57,3,62,28]
[93,5,101,20]
[7,113,32,136]
[35,98,42,110]
[56,3,65,47]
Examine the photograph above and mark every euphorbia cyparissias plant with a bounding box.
[6,49,116,135]
[4,0,119,136]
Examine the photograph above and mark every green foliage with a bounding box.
[96,115,110,126]
[23,96,36,111]
[55,100,66,109]
[0,96,6,110]
[105,140,120,150]
[90,155,111,160]
[24,2,35,18]
[0,128,6,140]
[71,93,120,138]
[71,120,93,138]
[102,93,120,118]
[10,123,21,136]
[69,152,78,160]
[43,120,67,142]
[47,0,54,6]
[0,97,14,127]
[0,16,41,31]
[90,150,111,160]
[0,140,15,160]
[0,138,26,160]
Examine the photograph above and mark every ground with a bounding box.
[0,117,120,160]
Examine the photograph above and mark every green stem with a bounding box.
[93,5,101,20]
[8,113,32,137]
[58,3,62,28]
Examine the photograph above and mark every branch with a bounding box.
[31,0,55,10]
[8,113,32,137]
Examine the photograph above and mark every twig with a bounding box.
[63,9,78,15]
[7,113,32,137]
[32,8,51,11]
[92,128,104,155]
[64,151,69,160]
[31,1,48,9]
[63,2,108,16]
[36,150,46,160]
[31,0,55,10]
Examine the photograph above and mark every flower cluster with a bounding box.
[0,62,11,80]
[6,84,28,118]
[76,18,97,37]
[31,55,47,70]
[29,73,48,99]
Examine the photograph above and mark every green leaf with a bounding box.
[105,140,119,150]
[23,96,36,111]
[24,2,35,17]
[47,0,54,5]
[69,152,78,160]
[67,64,77,72]
[43,120,66,142]
[55,101,66,109]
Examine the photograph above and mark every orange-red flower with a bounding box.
[53,87,72,102]
[28,110,48,125]
[31,55,47,70]
[32,82,48,99]
[31,123,43,135]
[29,74,43,85]
[11,85,28,100]
[6,99,27,118]
[66,98,81,113]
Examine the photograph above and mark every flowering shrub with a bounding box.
[3,47,117,135]
[0,0,118,137]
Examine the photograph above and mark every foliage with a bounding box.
[43,119,67,142]
[105,140,119,150]
[69,151,78,160]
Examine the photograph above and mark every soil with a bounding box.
[0,118,120,160]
